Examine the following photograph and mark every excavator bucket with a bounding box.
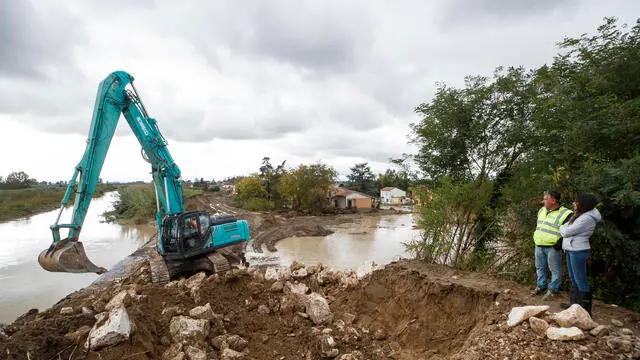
[38,238,107,274]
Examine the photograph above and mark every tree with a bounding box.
[346,162,377,196]
[259,157,287,204]
[5,171,33,188]
[293,162,337,210]
[234,175,267,202]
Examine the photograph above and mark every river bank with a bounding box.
[0,184,117,223]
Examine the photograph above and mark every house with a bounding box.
[380,187,408,205]
[330,189,376,210]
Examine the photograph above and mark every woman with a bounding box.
[559,193,601,315]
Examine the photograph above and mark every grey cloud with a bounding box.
[440,0,580,25]
[149,0,374,75]
[0,1,85,79]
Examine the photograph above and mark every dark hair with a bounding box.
[568,193,599,224]
[575,193,598,214]
[544,189,561,202]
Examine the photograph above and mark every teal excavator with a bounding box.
[37,71,250,284]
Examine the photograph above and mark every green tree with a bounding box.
[347,162,377,196]
[259,156,287,204]
[234,175,267,202]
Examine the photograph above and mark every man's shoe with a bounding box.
[530,286,547,296]
[543,290,559,301]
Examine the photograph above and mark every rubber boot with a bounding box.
[560,286,578,309]
[580,291,593,317]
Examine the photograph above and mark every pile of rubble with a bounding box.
[1,258,639,360]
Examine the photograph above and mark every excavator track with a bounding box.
[149,252,171,285]
[148,242,248,285]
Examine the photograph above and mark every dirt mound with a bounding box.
[2,260,639,359]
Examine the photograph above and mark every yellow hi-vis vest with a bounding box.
[533,206,573,246]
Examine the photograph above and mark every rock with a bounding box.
[529,317,549,335]
[607,337,633,352]
[590,324,611,337]
[319,334,338,358]
[82,307,93,315]
[185,346,207,360]
[189,303,215,320]
[305,293,334,325]
[286,281,309,295]
[546,326,585,341]
[227,334,249,352]
[356,260,378,279]
[317,269,338,285]
[60,307,74,315]
[186,272,207,289]
[611,319,623,327]
[163,306,185,318]
[339,351,363,360]
[163,343,185,360]
[211,335,229,350]
[292,268,309,279]
[334,320,346,332]
[339,271,358,288]
[64,325,92,344]
[270,281,284,292]
[373,328,387,340]
[84,307,133,351]
[169,316,210,344]
[279,294,306,314]
[506,305,550,327]
[257,305,271,314]
[221,348,245,359]
[551,304,598,330]
[265,267,291,281]
[342,327,360,343]
[105,291,132,311]
[343,313,356,325]
[290,260,306,271]
[620,328,634,336]
[306,264,320,275]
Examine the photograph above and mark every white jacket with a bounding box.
[560,208,602,251]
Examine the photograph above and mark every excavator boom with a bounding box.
[38,71,247,277]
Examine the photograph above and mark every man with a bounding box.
[531,190,573,300]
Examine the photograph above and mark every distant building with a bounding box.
[330,189,376,210]
[380,187,408,205]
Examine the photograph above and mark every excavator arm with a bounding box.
[38,71,186,274]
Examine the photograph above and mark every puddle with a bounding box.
[247,213,421,271]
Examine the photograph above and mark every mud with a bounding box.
[1,258,639,359]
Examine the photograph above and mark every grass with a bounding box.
[0,184,117,223]
[103,184,205,224]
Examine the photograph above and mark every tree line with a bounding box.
[406,17,639,310]
[233,156,418,211]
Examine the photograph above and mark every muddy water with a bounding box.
[251,213,421,271]
[0,192,156,324]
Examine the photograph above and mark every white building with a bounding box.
[380,187,407,205]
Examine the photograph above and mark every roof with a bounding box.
[331,190,353,197]
[381,187,395,191]
[331,189,374,199]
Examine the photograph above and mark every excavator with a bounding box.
[37,70,250,284]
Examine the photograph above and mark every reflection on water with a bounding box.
[272,214,420,271]
[0,192,156,324]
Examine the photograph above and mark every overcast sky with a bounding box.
[1,1,638,183]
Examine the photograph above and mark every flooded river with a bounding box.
[0,192,156,324]
[0,193,421,324]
